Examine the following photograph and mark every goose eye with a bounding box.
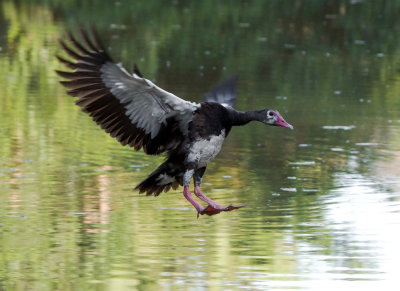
[268,111,274,117]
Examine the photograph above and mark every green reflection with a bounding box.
[1,0,400,289]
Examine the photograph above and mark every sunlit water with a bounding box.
[1,1,400,290]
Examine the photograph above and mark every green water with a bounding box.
[1,1,400,290]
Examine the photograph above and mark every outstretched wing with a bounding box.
[56,28,199,155]
[203,74,238,107]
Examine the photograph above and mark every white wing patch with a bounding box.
[100,62,199,138]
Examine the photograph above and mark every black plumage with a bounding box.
[56,28,293,216]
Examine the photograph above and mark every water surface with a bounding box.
[1,1,400,290]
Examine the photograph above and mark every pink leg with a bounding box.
[194,186,246,216]
[183,186,205,215]
[194,186,224,208]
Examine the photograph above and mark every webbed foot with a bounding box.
[198,203,246,217]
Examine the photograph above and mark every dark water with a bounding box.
[1,1,400,290]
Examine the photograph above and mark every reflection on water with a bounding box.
[1,0,400,290]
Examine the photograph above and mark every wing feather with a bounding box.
[203,74,238,107]
[57,28,199,154]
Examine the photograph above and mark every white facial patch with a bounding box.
[187,129,226,168]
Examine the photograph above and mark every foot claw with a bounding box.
[199,203,246,216]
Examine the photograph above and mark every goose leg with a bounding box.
[183,186,205,215]
[182,169,207,217]
[194,186,223,208]
[194,186,246,216]
[193,167,245,216]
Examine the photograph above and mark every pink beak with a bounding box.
[274,111,293,130]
